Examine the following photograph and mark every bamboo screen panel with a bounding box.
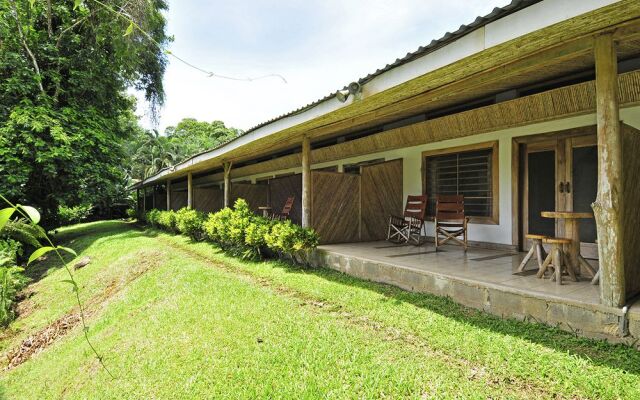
[194,187,223,213]
[622,124,640,299]
[231,183,269,213]
[425,149,493,217]
[360,160,403,241]
[154,187,167,211]
[269,174,302,225]
[170,191,188,211]
[311,171,360,244]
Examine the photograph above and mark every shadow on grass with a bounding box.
[31,221,640,377]
[240,251,640,376]
[25,220,148,282]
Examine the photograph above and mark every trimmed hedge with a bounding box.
[144,199,319,263]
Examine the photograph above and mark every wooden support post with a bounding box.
[593,33,625,307]
[137,188,142,215]
[152,186,156,209]
[223,162,232,208]
[302,136,311,228]
[142,187,146,213]
[187,173,193,209]
[166,180,171,211]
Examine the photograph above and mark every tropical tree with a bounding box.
[0,0,170,227]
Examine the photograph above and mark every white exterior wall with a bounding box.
[234,105,640,246]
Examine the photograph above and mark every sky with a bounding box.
[136,0,510,132]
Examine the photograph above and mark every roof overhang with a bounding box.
[133,0,640,190]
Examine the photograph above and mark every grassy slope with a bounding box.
[0,221,638,399]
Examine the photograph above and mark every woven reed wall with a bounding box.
[170,191,188,211]
[311,171,360,244]
[269,174,302,225]
[360,160,404,241]
[231,183,269,213]
[194,187,223,213]
[153,191,167,211]
[622,123,640,299]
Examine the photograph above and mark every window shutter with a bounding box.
[425,148,493,217]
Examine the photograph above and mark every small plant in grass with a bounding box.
[0,195,113,377]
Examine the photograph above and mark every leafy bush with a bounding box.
[147,198,319,264]
[203,207,233,245]
[157,210,178,232]
[126,208,137,219]
[145,209,161,227]
[175,208,205,240]
[265,220,319,263]
[58,204,93,226]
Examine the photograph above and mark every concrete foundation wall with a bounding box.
[309,247,639,347]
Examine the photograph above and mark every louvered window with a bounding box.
[424,146,496,219]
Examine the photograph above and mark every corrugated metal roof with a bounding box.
[135,0,541,188]
[241,0,541,134]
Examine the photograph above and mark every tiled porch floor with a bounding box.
[318,241,601,305]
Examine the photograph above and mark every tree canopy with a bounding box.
[127,118,241,181]
[0,0,170,227]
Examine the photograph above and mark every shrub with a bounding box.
[126,208,137,219]
[203,207,233,245]
[265,220,319,263]
[244,217,275,259]
[148,198,319,264]
[175,208,205,240]
[58,204,93,226]
[157,210,178,232]
[145,209,161,227]
[0,239,29,326]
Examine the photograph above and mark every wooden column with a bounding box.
[223,162,232,208]
[152,186,156,209]
[187,173,193,209]
[137,188,142,214]
[166,180,171,211]
[302,136,311,228]
[142,187,147,213]
[593,33,625,307]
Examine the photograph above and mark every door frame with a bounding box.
[511,125,597,251]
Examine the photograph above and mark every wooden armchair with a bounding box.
[435,195,469,251]
[387,195,427,245]
[270,196,295,220]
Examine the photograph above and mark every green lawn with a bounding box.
[1,221,638,399]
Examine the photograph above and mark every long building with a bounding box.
[134,0,640,344]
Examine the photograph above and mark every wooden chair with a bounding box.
[536,237,577,285]
[270,196,295,220]
[434,195,469,251]
[516,234,548,273]
[387,195,427,245]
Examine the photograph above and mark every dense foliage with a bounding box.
[57,203,93,226]
[0,0,170,228]
[145,199,319,263]
[126,118,241,180]
[0,218,47,325]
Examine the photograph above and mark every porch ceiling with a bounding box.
[140,1,640,187]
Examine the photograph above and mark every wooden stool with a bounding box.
[537,238,576,285]
[516,234,547,273]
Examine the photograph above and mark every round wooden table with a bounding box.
[541,211,597,279]
[258,206,272,218]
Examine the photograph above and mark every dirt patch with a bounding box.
[5,313,82,370]
[3,249,164,371]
